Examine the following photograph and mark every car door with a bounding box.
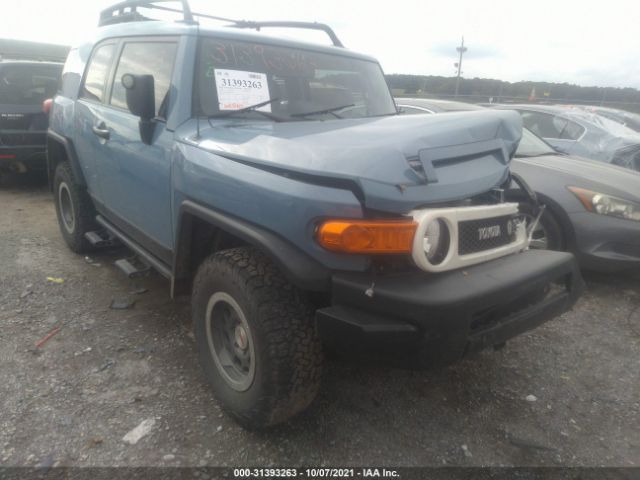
[94,38,178,263]
[74,41,119,204]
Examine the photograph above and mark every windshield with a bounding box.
[196,37,396,121]
[516,128,557,157]
[0,63,61,106]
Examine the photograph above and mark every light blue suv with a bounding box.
[48,0,583,428]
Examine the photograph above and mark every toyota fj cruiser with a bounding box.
[48,0,584,428]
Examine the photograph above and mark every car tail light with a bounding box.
[317,220,417,254]
[42,99,53,114]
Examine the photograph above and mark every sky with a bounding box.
[1,0,639,89]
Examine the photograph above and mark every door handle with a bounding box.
[92,122,110,140]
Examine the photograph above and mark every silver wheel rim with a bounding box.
[205,292,256,392]
[58,182,75,234]
[523,213,549,249]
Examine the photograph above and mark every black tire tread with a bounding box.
[192,246,322,428]
[53,162,96,253]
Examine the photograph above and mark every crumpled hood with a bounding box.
[183,110,522,212]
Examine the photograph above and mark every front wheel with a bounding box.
[519,202,565,251]
[192,247,323,428]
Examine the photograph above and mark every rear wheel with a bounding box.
[192,247,323,428]
[53,162,96,253]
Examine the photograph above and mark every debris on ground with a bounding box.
[526,394,538,402]
[87,437,103,448]
[20,290,33,299]
[46,277,65,284]
[74,347,92,357]
[95,359,116,373]
[84,256,102,267]
[110,298,136,310]
[461,444,472,458]
[505,431,557,452]
[35,326,61,349]
[122,419,156,445]
[130,287,148,295]
[162,454,175,461]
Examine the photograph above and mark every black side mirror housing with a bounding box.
[122,73,156,144]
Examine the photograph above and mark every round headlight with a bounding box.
[422,218,450,264]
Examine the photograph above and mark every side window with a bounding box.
[110,41,178,118]
[81,43,116,102]
[559,120,585,140]
[520,111,564,139]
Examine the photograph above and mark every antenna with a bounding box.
[195,19,201,140]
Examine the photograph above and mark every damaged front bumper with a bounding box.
[315,249,584,368]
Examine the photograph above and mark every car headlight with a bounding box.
[422,218,450,264]
[568,186,640,222]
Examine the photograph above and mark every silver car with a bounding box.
[493,104,640,172]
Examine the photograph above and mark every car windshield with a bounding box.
[516,128,558,157]
[0,63,61,106]
[196,37,397,121]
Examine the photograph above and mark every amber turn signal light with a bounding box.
[317,220,417,254]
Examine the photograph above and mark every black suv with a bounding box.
[0,60,62,176]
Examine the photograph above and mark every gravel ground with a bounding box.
[0,174,639,468]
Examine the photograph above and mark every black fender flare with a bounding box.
[46,129,86,189]
[174,200,331,292]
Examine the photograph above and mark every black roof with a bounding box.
[0,39,69,63]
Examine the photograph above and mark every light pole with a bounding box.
[454,36,467,98]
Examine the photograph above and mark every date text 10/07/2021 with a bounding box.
[233,468,400,478]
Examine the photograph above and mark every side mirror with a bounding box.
[122,73,155,120]
[122,73,156,144]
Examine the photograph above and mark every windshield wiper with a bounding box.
[291,103,355,119]
[208,98,285,122]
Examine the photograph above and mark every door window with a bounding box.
[520,110,584,140]
[81,43,116,103]
[110,41,178,118]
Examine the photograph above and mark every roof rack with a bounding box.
[230,21,343,48]
[98,0,344,47]
[99,0,194,26]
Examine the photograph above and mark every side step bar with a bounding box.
[95,215,173,280]
[115,257,151,279]
[85,230,119,248]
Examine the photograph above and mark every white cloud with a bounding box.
[1,0,638,88]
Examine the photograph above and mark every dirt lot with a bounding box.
[0,174,639,468]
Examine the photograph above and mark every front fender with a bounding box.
[174,200,331,292]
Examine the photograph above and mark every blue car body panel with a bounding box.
[49,20,523,273]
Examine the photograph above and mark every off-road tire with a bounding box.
[53,162,97,253]
[192,247,323,429]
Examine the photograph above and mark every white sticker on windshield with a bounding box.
[214,69,271,111]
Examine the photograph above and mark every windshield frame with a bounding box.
[192,36,398,122]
